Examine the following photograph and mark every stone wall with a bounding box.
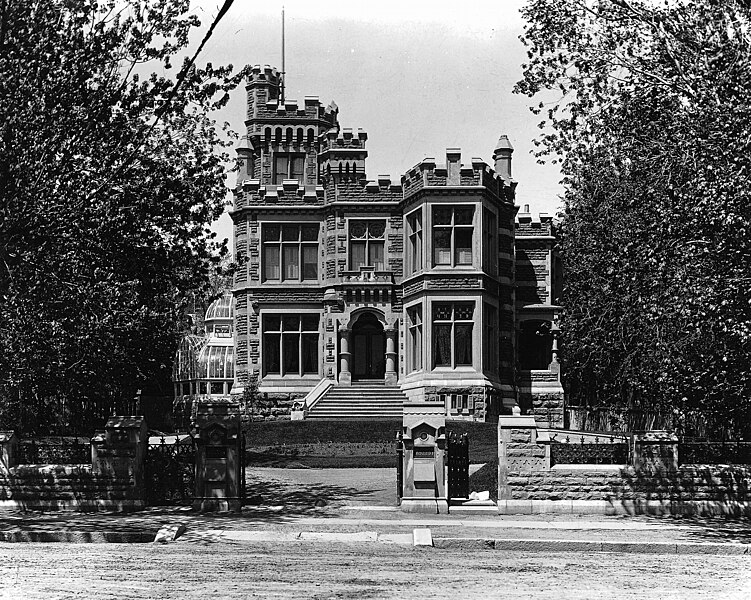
[0,418,147,512]
[0,465,139,512]
[497,417,751,515]
[246,392,300,421]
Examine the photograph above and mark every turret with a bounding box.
[493,134,514,181]
[319,127,369,184]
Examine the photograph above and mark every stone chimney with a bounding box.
[493,135,514,180]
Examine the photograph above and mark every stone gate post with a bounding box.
[497,416,550,500]
[192,398,242,513]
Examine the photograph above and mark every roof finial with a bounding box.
[280,6,286,104]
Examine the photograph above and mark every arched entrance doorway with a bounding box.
[351,312,385,381]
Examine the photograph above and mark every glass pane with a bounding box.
[302,245,317,280]
[433,207,452,225]
[264,334,280,374]
[283,245,299,280]
[291,156,305,181]
[410,324,422,370]
[369,241,384,270]
[301,314,319,331]
[264,315,281,331]
[274,156,288,183]
[283,333,300,375]
[199,382,207,395]
[433,229,451,264]
[301,224,318,241]
[282,224,299,241]
[210,382,224,395]
[282,315,299,330]
[455,228,472,264]
[225,347,234,378]
[209,346,222,378]
[433,304,452,321]
[182,382,190,395]
[368,220,386,238]
[455,324,473,365]
[263,224,280,241]
[301,333,318,374]
[455,207,474,224]
[351,241,366,269]
[263,246,280,280]
[434,324,452,367]
[455,303,474,320]
[350,221,367,239]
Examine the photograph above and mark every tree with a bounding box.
[0,0,245,433]
[516,0,751,435]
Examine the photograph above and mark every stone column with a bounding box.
[549,323,560,375]
[384,326,397,385]
[632,431,678,473]
[338,326,352,386]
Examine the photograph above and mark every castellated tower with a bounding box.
[227,65,563,427]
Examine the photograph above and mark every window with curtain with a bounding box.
[432,302,474,368]
[407,210,423,274]
[482,207,497,275]
[483,303,498,374]
[274,153,305,184]
[407,306,423,372]
[432,206,474,266]
[262,314,319,376]
[349,220,386,270]
[262,223,318,282]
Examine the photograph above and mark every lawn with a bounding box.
[244,419,498,468]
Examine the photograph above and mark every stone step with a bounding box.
[307,384,408,420]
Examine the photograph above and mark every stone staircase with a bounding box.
[306,382,406,420]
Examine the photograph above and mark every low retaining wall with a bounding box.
[498,417,751,516]
[0,417,147,512]
[0,465,142,511]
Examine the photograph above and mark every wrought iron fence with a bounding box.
[144,435,195,506]
[678,440,751,465]
[550,434,629,466]
[17,438,90,465]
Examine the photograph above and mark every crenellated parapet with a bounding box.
[515,204,556,238]
[232,179,325,209]
[322,175,403,204]
[401,149,516,203]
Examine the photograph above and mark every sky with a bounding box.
[189,0,563,246]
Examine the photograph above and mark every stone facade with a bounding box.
[229,65,563,423]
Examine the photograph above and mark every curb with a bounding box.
[433,537,751,555]
[0,530,156,543]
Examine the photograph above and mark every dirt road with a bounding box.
[2,541,750,600]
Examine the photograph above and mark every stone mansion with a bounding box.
[178,64,564,426]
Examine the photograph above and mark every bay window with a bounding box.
[433,206,474,266]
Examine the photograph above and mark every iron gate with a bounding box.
[447,431,469,500]
[144,434,196,506]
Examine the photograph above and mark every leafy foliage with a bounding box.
[517,0,751,434]
[0,1,246,433]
